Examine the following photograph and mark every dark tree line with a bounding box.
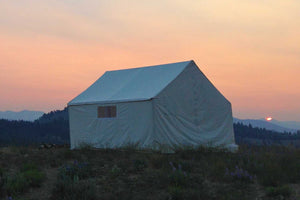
[0,108,299,147]
[0,108,69,146]
[234,122,300,147]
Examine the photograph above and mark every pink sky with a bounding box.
[0,0,299,120]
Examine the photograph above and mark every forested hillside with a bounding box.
[234,123,300,147]
[0,108,69,146]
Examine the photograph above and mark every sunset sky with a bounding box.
[0,0,299,121]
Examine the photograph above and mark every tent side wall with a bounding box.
[152,62,236,148]
[69,101,154,149]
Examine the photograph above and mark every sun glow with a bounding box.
[266,117,273,121]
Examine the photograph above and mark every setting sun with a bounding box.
[266,117,273,121]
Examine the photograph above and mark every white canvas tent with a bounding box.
[68,60,237,150]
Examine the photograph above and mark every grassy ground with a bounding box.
[0,145,299,200]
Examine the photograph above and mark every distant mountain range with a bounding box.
[0,110,45,122]
[234,118,300,133]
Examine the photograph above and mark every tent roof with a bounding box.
[68,60,193,106]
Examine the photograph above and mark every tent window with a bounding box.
[98,106,116,118]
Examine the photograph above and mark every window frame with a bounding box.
[97,105,117,118]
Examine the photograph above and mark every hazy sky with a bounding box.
[0,0,299,120]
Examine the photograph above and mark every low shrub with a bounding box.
[168,162,188,187]
[178,161,193,173]
[78,143,94,150]
[225,166,255,183]
[183,188,211,200]
[51,179,97,200]
[5,173,28,195]
[58,160,92,181]
[10,146,29,155]
[109,165,122,178]
[168,186,210,200]
[133,159,147,172]
[168,186,184,200]
[21,163,45,188]
[4,163,45,195]
[257,163,283,187]
[149,154,166,169]
[22,169,45,187]
[51,160,96,199]
[207,158,227,181]
[278,154,300,183]
[243,146,300,186]
[121,142,141,151]
[0,167,6,196]
[169,170,188,188]
[214,183,252,200]
[21,163,38,172]
[62,149,74,160]
[265,185,292,198]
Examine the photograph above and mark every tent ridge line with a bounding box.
[68,98,154,107]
